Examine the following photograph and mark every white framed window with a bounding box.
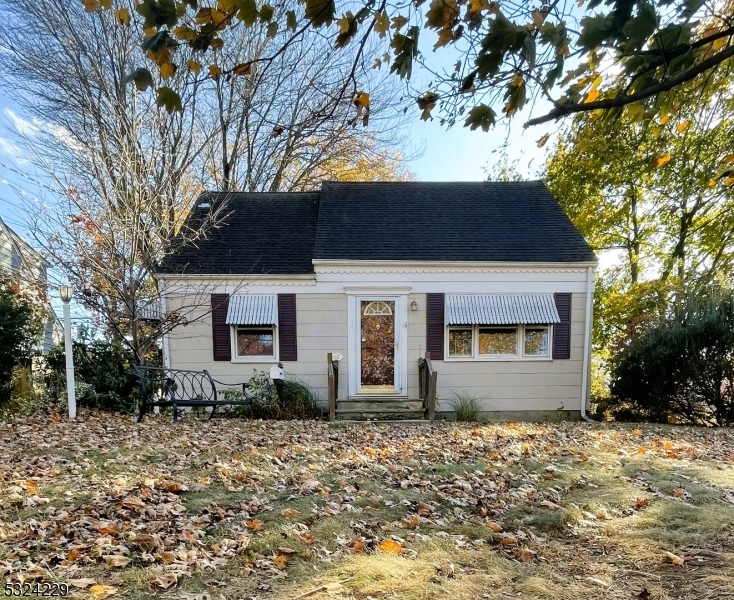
[523,327,550,357]
[232,325,277,361]
[448,328,473,357]
[446,325,551,361]
[479,326,518,357]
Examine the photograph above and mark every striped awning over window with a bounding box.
[225,295,277,325]
[446,294,561,325]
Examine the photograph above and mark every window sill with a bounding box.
[231,356,278,364]
[444,355,552,362]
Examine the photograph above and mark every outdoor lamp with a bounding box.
[59,285,73,303]
[410,300,418,311]
[59,285,77,419]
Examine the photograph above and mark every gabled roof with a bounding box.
[158,182,595,275]
[159,192,320,275]
[314,181,595,263]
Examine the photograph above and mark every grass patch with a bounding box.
[447,390,481,422]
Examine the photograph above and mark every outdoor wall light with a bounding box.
[410,300,418,311]
[59,285,73,303]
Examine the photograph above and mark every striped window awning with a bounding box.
[226,295,277,325]
[446,294,560,325]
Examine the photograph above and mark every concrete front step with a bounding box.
[335,411,426,421]
[334,397,426,421]
[336,400,424,411]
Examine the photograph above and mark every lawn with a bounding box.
[2,412,734,600]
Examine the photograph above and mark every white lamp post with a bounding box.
[59,285,76,419]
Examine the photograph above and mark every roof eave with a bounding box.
[156,272,316,280]
[311,259,599,268]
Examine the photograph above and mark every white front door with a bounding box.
[347,294,408,397]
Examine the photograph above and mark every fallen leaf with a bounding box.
[416,501,433,516]
[378,539,402,553]
[484,521,503,532]
[69,578,97,589]
[89,584,118,598]
[350,538,366,553]
[246,519,264,532]
[157,479,187,493]
[281,508,301,518]
[133,533,161,551]
[121,496,145,510]
[277,547,297,557]
[96,523,120,536]
[437,562,455,578]
[273,554,288,569]
[297,530,315,545]
[664,550,685,566]
[103,555,131,568]
[151,574,177,590]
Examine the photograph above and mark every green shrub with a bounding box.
[609,291,734,426]
[0,276,44,406]
[241,370,322,420]
[45,339,145,413]
[449,389,481,422]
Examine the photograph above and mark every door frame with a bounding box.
[346,288,409,397]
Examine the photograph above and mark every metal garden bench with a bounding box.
[132,365,251,422]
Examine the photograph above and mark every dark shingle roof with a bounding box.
[158,182,595,275]
[158,192,320,275]
[314,181,595,263]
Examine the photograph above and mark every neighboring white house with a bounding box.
[158,182,597,421]
[0,216,62,354]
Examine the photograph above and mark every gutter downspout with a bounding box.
[580,266,595,422]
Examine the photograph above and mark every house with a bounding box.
[158,182,597,421]
[0,216,62,355]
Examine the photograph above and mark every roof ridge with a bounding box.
[321,180,544,185]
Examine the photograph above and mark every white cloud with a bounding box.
[0,135,28,164]
[3,108,39,137]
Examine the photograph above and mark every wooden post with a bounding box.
[428,369,437,421]
[327,352,335,422]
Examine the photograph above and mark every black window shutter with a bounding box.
[278,294,298,361]
[553,293,572,360]
[211,294,231,361]
[426,293,445,360]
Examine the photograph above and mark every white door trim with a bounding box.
[347,292,408,397]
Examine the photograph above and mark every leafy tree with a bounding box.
[90,0,734,133]
[0,275,44,404]
[546,70,734,374]
[609,290,734,426]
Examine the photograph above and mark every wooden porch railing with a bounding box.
[327,352,339,421]
[418,352,437,421]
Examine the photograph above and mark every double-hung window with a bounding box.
[446,295,558,360]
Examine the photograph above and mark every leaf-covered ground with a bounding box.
[2,412,734,600]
